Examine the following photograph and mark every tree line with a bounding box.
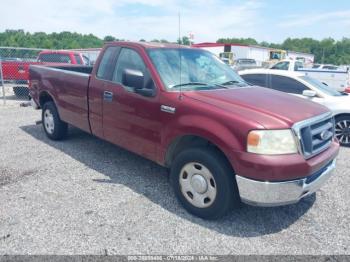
[1,30,350,64]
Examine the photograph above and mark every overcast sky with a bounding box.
[0,0,349,43]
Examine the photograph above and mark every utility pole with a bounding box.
[0,58,6,105]
[321,48,325,64]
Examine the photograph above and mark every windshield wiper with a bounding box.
[219,80,247,86]
[170,82,229,89]
[170,82,210,88]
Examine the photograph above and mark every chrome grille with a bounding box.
[293,113,334,159]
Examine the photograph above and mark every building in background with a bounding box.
[192,42,314,67]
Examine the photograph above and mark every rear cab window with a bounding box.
[38,53,72,63]
[96,46,120,81]
[294,62,304,71]
[271,61,289,70]
[74,54,83,65]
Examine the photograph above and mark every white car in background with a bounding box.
[270,60,350,91]
[231,58,258,71]
[239,69,350,146]
[312,64,339,70]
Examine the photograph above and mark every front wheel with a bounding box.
[170,147,240,219]
[42,102,68,140]
[335,116,350,147]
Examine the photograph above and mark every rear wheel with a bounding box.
[335,116,350,147]
[170,147,240,219]
[42,102,68,140]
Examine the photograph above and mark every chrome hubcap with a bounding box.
[179,162,217,208]
[191,174,208,194]
[44,109,55,134]
[335,120,350,145]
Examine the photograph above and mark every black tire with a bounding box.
[170,147,240,219]
[335,115,350,147]
[42,102,68,140]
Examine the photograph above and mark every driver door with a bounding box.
[102,47,161,161]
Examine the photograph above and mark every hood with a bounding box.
[184,86,330,129]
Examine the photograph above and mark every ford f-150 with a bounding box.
[29,42,339,219]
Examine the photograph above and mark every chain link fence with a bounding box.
[0,47,43,104]
[0,47,101,104]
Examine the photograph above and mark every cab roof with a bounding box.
[106,41,192,49]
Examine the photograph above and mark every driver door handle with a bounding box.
[103,91,114,102]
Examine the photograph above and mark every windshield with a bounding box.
[148,48,248,91]
[299,76,343,96]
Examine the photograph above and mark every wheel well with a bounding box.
[39,91,54,107]
[165,135,232,169]
[334,113,350,120]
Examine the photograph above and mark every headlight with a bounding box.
[247,129,298,155]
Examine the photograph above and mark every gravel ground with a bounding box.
[0,100,349,255]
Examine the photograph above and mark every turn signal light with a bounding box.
[247,131,261,147]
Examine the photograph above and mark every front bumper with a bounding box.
[236,159,336,207]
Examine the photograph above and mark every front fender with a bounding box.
[160,114,245,166]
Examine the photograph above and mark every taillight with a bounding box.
[345,87,350,93]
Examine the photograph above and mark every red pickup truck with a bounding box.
[29,42,339,219]
[2,50,88,97]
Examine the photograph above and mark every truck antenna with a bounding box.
[178,12,183,100]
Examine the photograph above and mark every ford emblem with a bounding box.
[319,130,332,141]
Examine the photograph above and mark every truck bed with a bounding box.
[29,65,94,133]
[297,68,349,91]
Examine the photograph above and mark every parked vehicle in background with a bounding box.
[267,49,287,67]
[219,52,235,65]
[270,59,350,91]
[67,48,102,66]
[29,41,339,219]
[37,50,85,65]
[270,59,304,71]
[192,42,314,68]
[240,69,350,146]
[312,64,340,70]
[231,58,258,71]
[1,50,89,98]
[339,65,350,72]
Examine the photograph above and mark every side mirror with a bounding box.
[122,68,144,89]
[122,68,156,97]
[303,90,317,98]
